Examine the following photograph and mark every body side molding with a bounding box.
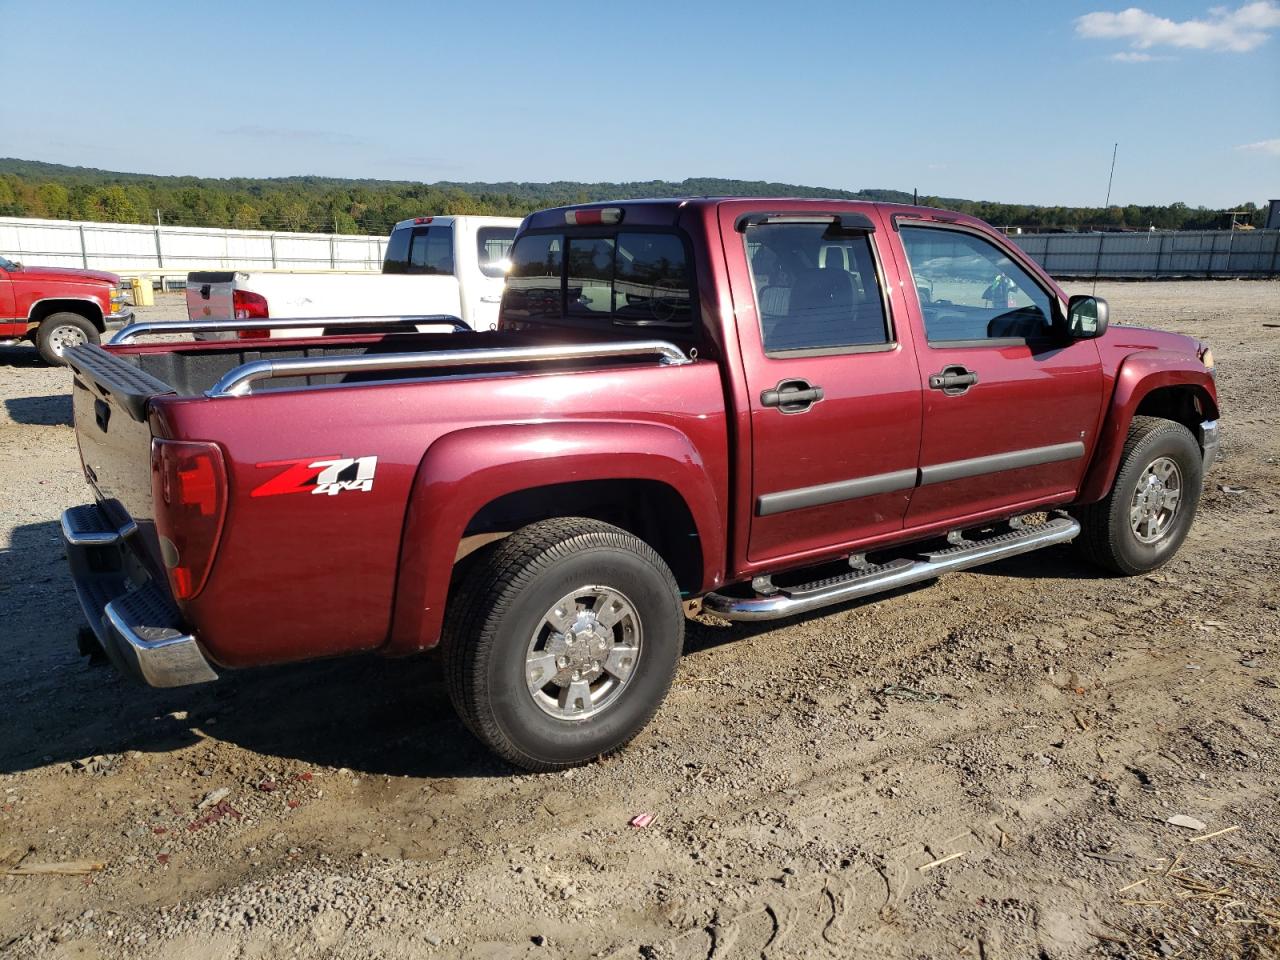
[920,441,1085,486]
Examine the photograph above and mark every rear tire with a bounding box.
[1073,416,1202,575]
[443,518,684,771]
[36,312,99,365]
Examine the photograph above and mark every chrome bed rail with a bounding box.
[206,340,693,398]
[108,315,469,344]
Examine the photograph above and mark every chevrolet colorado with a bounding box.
[62,198,1219,770]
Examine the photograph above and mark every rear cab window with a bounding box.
[501,229,695,333]
[742,217,891,355]
[383,222,455,275]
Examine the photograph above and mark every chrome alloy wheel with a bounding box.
[524,586,642,721]
[48,323,88,357]
[1130,456,1183,543]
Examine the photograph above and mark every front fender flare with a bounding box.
[385,420,724,655]
[1077,350,1219,504]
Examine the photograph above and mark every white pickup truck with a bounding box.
[185,215,521,339]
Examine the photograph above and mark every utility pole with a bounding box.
[156,208,162,226]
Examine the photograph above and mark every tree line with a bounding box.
[0,158,1267,235]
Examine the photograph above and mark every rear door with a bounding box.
[719,204,924,565]
[889,219,1103,529]
[469,222,517,331]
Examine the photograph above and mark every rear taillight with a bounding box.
[233,289,270,339]
[151,440,228,601]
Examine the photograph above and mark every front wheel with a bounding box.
[36,312,99,365]
[443,518,684,771]
[1073,416,1203,575]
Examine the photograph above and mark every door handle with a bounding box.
[928,365,979,396]
[761,378,824,414]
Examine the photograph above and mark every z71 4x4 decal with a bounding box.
[251,456,378,497]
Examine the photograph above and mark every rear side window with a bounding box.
[477,226,517,278]
[744,221,889,354]
[500,230,694,330]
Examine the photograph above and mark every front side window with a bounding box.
[500,230,694,330]
[476,226,517,278]
[744,221,889,354]
[898,226,1053,342]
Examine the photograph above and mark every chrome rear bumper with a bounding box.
[62,504,217,687]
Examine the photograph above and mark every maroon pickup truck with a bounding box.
[61,199,1219,770]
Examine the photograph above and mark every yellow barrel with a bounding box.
[130,276,155,307]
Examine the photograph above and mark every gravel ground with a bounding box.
[1,283,1278,960]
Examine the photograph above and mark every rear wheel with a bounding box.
[1073,416,1203,575]
[36,312,99,365]
[443,517,684,771]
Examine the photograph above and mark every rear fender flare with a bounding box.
[386,420,724,654]
[1077,350,1219,504]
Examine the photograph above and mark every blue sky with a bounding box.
[2,0,1276,207]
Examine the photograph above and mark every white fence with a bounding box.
[0,216,388,280]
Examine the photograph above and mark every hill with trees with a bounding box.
[0,158,1265,235]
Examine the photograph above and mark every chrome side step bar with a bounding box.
[703,516,1080,622]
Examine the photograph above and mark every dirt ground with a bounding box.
[1,282,1278,960]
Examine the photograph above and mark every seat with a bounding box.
[766,268,857,350]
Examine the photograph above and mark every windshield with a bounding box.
[0,255,17,271]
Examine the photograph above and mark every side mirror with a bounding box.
[1067,295,1108,339]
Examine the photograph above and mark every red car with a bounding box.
[0,255,133,364]
[61,199,1219,770]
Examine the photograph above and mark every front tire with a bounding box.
[443,518,684,771]
[36,312,99,365]
[1073,416,1203,575]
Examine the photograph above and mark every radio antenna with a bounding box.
[1095,142,1118,295]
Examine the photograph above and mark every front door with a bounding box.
[890,221,1104,530]
[720,205,925,566]
[0,264,15,315]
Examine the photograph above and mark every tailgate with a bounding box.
[65,343,174,545]
[186,271,237,340]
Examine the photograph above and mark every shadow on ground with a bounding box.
[0,345,45,369]
[0,522,503,781]
[0,518,1100,783]
[4,394,71,426]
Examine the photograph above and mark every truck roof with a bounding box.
[390,214,523,230]
[523,197,991,232]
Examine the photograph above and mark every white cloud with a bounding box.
[1077,1,1280,53]
[1236,138,1280,156]
[1108,50,1173,60]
